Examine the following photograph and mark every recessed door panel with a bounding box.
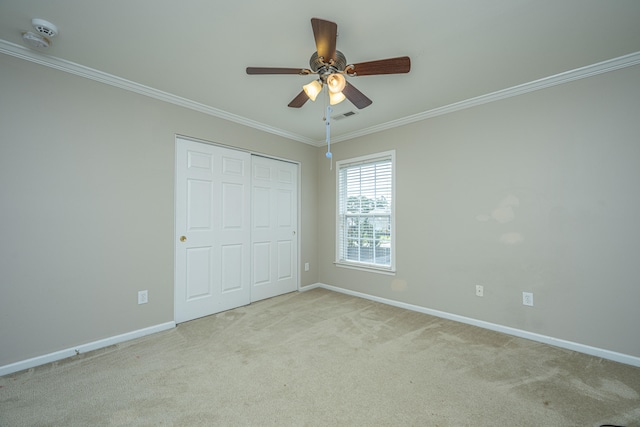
[277,189,292,227]
[221,244,243,292]
[278,169,292,184]
[253,242,271,286]
[253,164,271,181]
[188,151,213,171]
[277,241,292,280]
[186,247,212,300]
[187,179,212,231]
[253,187,270,229]
[222,182,244,229]
[222,156,244,176]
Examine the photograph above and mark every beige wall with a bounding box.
[2,50,639,368]
[0,54,318,366]
[317,64,640,358]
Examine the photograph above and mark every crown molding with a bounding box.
[0,39,317,146]
[2,39,638,148]
[326,50,640,144]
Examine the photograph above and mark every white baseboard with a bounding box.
[314,283,640,368]
[4,286,638,376]
[299,283,323,292]
[0,321,176,377]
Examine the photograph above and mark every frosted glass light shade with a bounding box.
[303,80,322,101]
[329,91,346,105]
[326,73,346,94]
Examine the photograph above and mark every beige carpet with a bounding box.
[1,288,639,426]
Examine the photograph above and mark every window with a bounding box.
[336,151,395,273]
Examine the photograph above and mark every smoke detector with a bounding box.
[31,19,58,38]
[22,31,50,49]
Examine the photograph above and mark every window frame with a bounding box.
[335,150,396,274]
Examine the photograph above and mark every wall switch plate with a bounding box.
[304,262,309,272]
[522,292,533,306]
[138,290,148,305]
[475,285,484,297]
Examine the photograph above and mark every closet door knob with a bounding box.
[180,236,187,242]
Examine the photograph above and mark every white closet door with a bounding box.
[175,138,251,323]
[251,156,298,302]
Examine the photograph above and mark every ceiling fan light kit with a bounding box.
[303,80,323,101]
[329,91,346,105]
[326,73,346,94]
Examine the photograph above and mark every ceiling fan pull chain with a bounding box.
[326,105,333,170]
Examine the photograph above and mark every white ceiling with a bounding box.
[1,0,640,145]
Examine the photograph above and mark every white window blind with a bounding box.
[336,151,395,271]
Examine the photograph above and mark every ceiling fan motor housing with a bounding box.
[310,50,347,74]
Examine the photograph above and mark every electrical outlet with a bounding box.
[304,262,309,272]
[138,290,148,305]
[475,285,484,297]
[522,292,533,306]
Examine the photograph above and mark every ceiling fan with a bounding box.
[246,18,411,110]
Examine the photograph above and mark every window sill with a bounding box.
[334,262,396,276]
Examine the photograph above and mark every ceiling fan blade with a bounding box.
[342,82,373,109]
[311,18,337,63]
[288,90,310,108]
[346,56,411,76]
[246,67,311,75]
